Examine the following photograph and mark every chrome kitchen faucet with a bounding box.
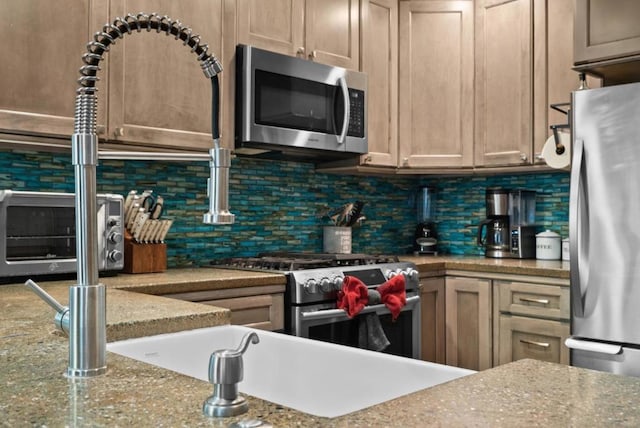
[25,12,233,378]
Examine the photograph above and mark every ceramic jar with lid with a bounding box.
[536,230,561,260]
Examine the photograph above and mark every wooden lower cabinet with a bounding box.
[420,276,446,364]
[162,285,285,331]
[445,276,492,371]
[493,279,570,366]
[497,315,570,365]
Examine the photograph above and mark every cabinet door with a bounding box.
[445,276,492,371]
[420,276,446,364]
[360,0,398,167]
[236,0,304,57]
[475,0,532,167]
[0,0,108,140]
[574,0,640,65]
[399,1,474,168]
[532,0,575,164]
[498,315,570,365]
[305,0,360,69]
[107,0,226,150]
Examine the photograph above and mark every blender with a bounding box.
[414,186,438,255]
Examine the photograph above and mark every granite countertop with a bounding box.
[3,257,611,427]
[3,300,640,427]
[400,255,570,279]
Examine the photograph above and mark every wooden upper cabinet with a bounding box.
[475,0,532,167]
[107,0,226,150]
[398,1,474,169]
[574,0,640,65]
[236,0,359,70]
[305,0,359,69]
[532,0,577,164]
[0,0,108,141]
[236,0,304,57]
[360,0,398,167]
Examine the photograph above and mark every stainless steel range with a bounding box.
[213,253,421,359]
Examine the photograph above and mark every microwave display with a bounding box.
[6,206,76,261]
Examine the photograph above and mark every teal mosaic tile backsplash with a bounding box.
[1,150,569,266]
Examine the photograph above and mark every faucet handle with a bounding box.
[25,279,69,334]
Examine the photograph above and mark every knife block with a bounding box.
[123,231,167,274]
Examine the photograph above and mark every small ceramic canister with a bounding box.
[536,230,561,260]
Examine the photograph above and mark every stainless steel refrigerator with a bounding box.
[565,82,640,377]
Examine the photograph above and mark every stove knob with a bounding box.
[384,269,395,279]
[304,279,318,294]
[332,276,345,291]
[319,277,332,293]
[403,268,419,281]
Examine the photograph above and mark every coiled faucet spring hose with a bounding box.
[74,12,222,138]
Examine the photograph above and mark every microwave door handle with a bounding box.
[337,76,350,144]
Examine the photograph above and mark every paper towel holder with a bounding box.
[550,102,571,155]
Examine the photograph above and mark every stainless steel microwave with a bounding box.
[235,44,367,162]
[0,190,124,281]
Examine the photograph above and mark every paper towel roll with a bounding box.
[542,132,571,170]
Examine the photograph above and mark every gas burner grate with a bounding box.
[212,253,399,272]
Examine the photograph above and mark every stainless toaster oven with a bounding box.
[0,190,124,280]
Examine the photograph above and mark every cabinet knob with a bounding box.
[364,155,372,163]
[114,127,124,138]
[296,47,305,57]
[308,50,317,60]
[96,125,106,135]
[520,153,528,162]
[403,157,409,166]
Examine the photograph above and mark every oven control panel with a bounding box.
[290,262,419,305]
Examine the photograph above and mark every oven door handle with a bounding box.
[300,295,420,321]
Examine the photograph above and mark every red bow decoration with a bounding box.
[336,274,407,321]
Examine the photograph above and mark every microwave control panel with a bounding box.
[347,89,365,138]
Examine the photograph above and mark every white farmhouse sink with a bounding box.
[107,325,474,418]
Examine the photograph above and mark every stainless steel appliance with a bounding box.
[565,82,640,377]
[0,190,124,280]
[235,45,367,162]
[508,190,537,259]
[414,186,438,255]
[478,188,537,259]
[212,253,421,359]
[478,188,511,258]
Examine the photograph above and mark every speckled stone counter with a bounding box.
[2,263,640,426]
[3,310,640,427]
[400,255,570,280]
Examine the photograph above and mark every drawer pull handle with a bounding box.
[520,339,550,348]
[520,297,550,305]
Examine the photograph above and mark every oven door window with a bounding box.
[307,311,414,358]
[6,206,75,260]
[254,70,344,135]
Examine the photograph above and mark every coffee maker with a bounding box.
[414,186,438,255]
[478,188,537,258]
[478,188,511,258]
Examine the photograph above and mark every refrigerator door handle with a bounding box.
[565,337,622,355]
[569,138,586,317]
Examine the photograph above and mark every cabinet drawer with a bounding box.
[202,294,284,331]
[496,281,569,320]
[498,315,570,366]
